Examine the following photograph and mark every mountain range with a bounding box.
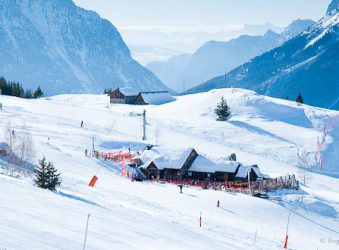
[188,0,339,110]
[0,0,168,95]
[147,20,314,92]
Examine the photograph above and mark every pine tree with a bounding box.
[46,161,61,191]
[215,97,231,121]
[33,86,43,99]
[24,89,33,99]
[296,92,304,105]
[34,157,49,189]
[34,157,61,191]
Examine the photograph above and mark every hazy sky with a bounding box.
[73,0,330,29]
[72,0,331,64]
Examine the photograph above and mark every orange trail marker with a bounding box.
[88,175,98,187]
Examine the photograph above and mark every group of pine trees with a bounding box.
[0,77,43,99]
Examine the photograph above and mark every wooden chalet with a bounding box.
[108,88,174,105]
[188,156,241,181]
[139,148,198,180]
[108,87,138,104]
[136,146,264,183]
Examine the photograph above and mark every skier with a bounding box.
[217,200,220,207]
[81,120,83,127]
[178,184,183,193]
[85,149,88,157]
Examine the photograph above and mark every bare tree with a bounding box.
[296,148,315,186]
[153,124,161,145]
[17,133,35,175]
[2,122,35,175]
[3,122,17,173]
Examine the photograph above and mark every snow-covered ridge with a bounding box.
[304,12,339,48]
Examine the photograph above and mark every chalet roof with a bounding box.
[235,165,264,179]
[139,160,154,170]
[189,156,240,173]
[153,148,194,170]
[119,87,139,96]
[139,146,195,170]
[139,91,175,105]
[251,165,264,178]
[235,165,250,179]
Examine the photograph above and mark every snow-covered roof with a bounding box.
[119,87,139,96]
[235,165,264,179]
[138,148,162,164]
[252,165,264,178]
[140,91,175,105]
[153,148,194,170]
[235,165,251,179]
[139,146,195,170]
[139,160,154,170]
[189,156,240,173]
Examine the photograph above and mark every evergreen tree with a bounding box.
[33,86,43,99]
[215,97,231,121]
[296,92,304,105]
[34,157,61,191]
[24,89,33,99]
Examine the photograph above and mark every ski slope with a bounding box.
[0,89,338,250]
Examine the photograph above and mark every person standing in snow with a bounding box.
[81,120,83,127]
[217,200,220,207]
[178,184,183,193]
[85,149,88,157]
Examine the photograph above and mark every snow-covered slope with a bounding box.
[189,5,339,110]
[0,89,338,249]
[0,0,169,95]
[147,19,314,92]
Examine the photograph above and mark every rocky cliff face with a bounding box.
[0,0,168,94]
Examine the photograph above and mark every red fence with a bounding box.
[148,175,299,193]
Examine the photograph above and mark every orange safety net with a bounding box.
[101,151,135,163]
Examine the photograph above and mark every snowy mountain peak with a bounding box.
[188,7,338,109]
[282,19,315,36]
[148,19,314,93]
